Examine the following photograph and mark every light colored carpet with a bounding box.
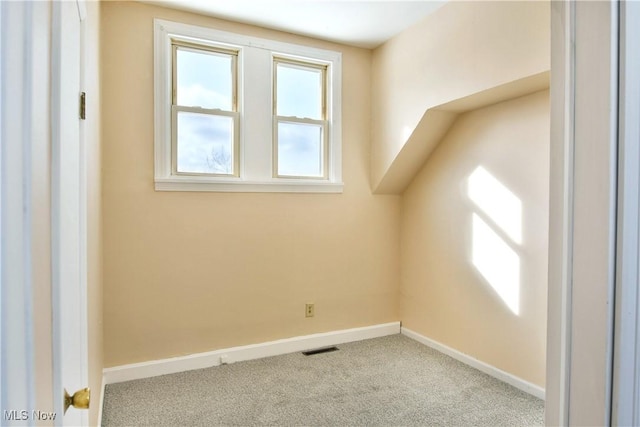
[102,334,544,426]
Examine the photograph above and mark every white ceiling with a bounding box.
[142,1,446,49]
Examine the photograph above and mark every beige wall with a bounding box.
[86,1,103,424]
[101,1,400,367]
[400,91,549,387]
[371,1,550,190]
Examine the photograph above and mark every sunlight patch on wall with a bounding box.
[468,166,522,316]
[468,166,522,244]
[472,214,521,315]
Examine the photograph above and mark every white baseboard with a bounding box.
[103,322,401,385]
[401,327,545,400]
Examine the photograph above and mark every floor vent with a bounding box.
[302,346,339,356]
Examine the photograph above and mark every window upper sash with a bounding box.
[171,41,238,111]
[273,57,327,120]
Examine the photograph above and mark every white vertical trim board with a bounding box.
[97,376,106,427]
[0,0,37,414]
[547,1,576,424]
[612,1,640,425]
[103,322,400,384]
[567,2,618,425]
[549,2,622,425]
[401,328,545,400]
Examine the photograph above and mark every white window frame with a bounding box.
[154,19,343,193]
[273,57,328,179]
[171,42,240,177]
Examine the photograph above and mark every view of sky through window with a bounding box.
[176,112,233,174]
[176,47,325,177]
[275,62,325,177]
[277,64,322,119]
[277,121,323,177]
[175,48,235,174]
[177,48,233,110]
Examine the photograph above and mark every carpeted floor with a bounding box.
[102,334,544,426]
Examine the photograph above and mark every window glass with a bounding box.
[277,121,323,177]
[176,47,233,111]
[276,63,323,119]
[176,112,234,174]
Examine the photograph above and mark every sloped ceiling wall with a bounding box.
[371,1,550,193]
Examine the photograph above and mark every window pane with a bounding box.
[277,122,323,177]
[176,112,234,175]
[176,48,233,110]
[276,63,323,119]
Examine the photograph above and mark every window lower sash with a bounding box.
[273,116,328,179]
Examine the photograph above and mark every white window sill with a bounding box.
[154,177,344,193]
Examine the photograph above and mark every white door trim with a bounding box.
[0,0,41,417]
[612,1,640,425]
[547,1,576,423]
[1,0,57,420]
[50,2,64,421]
[548,1,619,425]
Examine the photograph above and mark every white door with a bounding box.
[51,1,89,426]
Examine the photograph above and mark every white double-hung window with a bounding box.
[274,59,327,179]
[154,20,342,193]
[172,42,239,176]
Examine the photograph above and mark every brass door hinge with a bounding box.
[80,92,86,120]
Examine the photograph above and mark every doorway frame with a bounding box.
[50,0,90,425]
[547,0,640,424]
[0,0,54,417]
[611,1,640,425]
